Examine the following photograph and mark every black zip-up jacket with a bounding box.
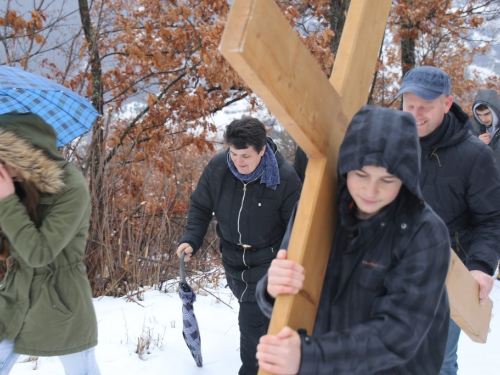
[471,89,500,174]
[257,106,450,374]
[419,102,500,275]
[180,138,301,302]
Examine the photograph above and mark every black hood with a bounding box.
[338,105,422,201]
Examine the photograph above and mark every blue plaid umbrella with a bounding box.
[179,251,203,367]
[0,66,98,147]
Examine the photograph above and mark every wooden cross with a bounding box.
[219,2,492,373]
[220,0,391,344]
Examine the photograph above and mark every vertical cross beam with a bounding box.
[220,1,391,351]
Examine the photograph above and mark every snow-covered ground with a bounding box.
[8,278,500,374]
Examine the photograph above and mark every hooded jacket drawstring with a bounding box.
[427,148,442,167]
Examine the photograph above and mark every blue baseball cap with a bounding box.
[398,66,451,101]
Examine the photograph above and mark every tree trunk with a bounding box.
[79,0,105,292]
[328,0,351,56]
[400,0,416,78]
[401,36,416,77]
[329,0,385,106]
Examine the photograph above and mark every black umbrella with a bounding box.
[179,251,203,367]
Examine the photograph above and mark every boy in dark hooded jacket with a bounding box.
[255,106,451,375]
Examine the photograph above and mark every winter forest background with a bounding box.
[1,0,500,372]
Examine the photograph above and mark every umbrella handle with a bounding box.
[180,250,187,284]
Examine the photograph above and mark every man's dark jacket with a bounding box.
[471,89,500,174]
[419,102,500,275]
[257,106,451,374]
[180,138,301,302]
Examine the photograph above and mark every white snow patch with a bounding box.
[7,279,500,374]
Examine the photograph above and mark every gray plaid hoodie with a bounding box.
[257,105,451,374]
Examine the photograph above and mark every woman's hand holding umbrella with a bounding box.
[178,250,203,367]
[176,243,193,261]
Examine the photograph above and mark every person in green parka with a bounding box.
[0,113,100,374]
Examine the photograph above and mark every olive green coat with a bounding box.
[0,113,97,356]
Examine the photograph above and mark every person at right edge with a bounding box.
[470,88,500,280]
[398,66,500,375]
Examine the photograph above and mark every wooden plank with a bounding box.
[281,0,392,343]
[271,157,336,334]
[220,4,392,375]
[219,0,347,159]
[219,1,345,346]
[330,0,392,121]
[447,250,493,343]
[327,0,392,167]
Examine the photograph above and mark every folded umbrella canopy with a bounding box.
[179,251,203,367]
[0,65,98,147]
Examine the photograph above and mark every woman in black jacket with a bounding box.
[256,106,451,375]
[176,117,301,375]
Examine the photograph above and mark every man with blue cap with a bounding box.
[398,66,500,375]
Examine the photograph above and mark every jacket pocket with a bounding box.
[46,285,73,316]
[356,266,386,293]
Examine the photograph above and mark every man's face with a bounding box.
[402,92,454,138]
[347,165,403,220]
[475,108,493,126]
[229,145,265,175]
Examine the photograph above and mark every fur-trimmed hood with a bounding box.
[0,113,65,194]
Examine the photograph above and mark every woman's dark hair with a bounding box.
[223,117,268,152]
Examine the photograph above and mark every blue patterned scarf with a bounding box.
[227,142,280,190]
